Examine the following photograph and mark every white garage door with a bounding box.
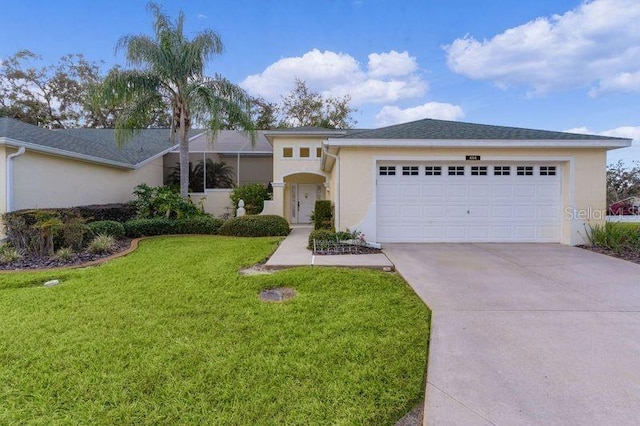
[376,163,562,242]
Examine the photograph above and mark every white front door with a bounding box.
[292,184,320,224]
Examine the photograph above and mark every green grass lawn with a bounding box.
[0,236,430,425]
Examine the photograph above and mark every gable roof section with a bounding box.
[0,117,183,169]
[342,118,629,141]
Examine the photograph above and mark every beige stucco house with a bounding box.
[262,119,631,245]
[0,118,177,215]
[0,118,273,220]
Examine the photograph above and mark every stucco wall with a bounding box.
[12,150,164,210]
[271,137,328,181]
[334,146,608,245]
[189,189,234,218]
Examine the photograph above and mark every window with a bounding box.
[448,166,465,176]
[425,166,442,176]
[299,147,310,158]
[316,147,323,158]
[379,166,396,176]
[402,166,419,176]
[471,166,488,176]
[283,147,293,158]
[540,166,557,176]
[517,166,533,176]
[494,166,511,176]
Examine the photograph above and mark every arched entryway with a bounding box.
[283,173,327,224]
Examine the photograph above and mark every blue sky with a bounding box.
[1,0,638,162]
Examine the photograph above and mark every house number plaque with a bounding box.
[466,155,481,161]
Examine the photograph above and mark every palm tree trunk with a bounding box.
[178,104,190,198]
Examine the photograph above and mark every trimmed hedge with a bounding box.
[308,229,352,250]
[124,216,223,238]
[173,216,223,235]
[87,220,126,240]
[313,200,333,230]
[218,215,290,237]
[75,203,137,222]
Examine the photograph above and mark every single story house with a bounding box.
[0,117,272,220]
[262,119,631,245]
[1,116,632,245]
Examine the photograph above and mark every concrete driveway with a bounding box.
[384,243,640,425]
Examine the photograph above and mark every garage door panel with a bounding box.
[514,185,536,197]
[376,163,562,243]
[422,184,444,197]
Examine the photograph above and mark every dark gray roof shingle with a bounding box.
[0,117,186,167]
[343,118,628,141]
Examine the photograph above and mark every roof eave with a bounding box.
[0,137,136,169]
[325,138,632,150]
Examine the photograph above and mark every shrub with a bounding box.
[87,234,117,254]
[586,222,640,253]
[312,200,333,230]
[172,216,224,235]
[218,215,290,237]
[3,209,87,256]
[0,244,23,263]
[54,247,74,261]
[75,203,137,222]
[124,218,174,238]
[307,229,353,250]
[132,184,203,219]
[87,221,126,240]
[229,184,270,215]
[124,216,223,238]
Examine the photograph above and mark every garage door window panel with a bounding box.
[402,166,419,176]
[379,166,396,176]
[471,166,488,176]
[448,166,465,176]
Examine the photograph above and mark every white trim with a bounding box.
[6,146,25,212]
[326,137,631,150]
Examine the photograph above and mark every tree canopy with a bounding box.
[251,79,357,129]
[101,2,255,196]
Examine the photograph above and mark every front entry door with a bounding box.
[292,184,320,224]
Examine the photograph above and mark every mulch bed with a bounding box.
[0,239,133,271]
[578,245,640,265]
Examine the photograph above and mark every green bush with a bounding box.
[586,222,640,253]
[172,216,224,235]
[124,216,224,238]
[124,218,175,238]
[75,203,137,222]
[218,215,290,237]
[307,229,353,250]
[3,209,88,256]
[132,184,204,219]
[229,184,271,215]
[87,234,117,254]
[54,247,74,261]
[312,200,333,230]
[0,244,23,263]
[87,221,126,240]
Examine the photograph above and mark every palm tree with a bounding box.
[167,159,234,191]
[102,2,255,197]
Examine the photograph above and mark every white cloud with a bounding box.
[367,51,418,78]
[566,125,640,164]
[375,102,465,127]
[197,14,208,19]
[444,0,640,95]
[240,49,427,106]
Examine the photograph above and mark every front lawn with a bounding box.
[0,236,430,425]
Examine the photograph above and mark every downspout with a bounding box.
[323,145,340,230]
[6,146,26,212]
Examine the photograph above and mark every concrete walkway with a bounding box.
[384,243,640,426]
[265,226,394,270]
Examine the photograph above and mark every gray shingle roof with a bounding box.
[343,118,628,141]
[0,117,186,167]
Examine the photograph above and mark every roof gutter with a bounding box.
[6,146,26,212]
[325,138,632,149]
